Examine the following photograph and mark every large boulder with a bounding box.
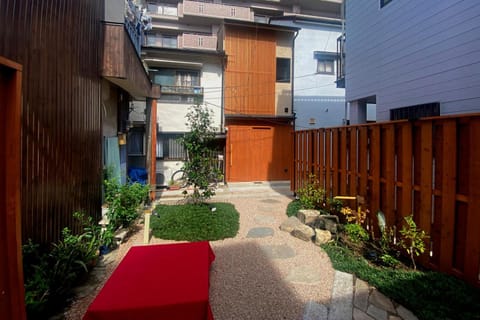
[290,224,315,242]
[314,229,332,246]
[297,209,320,225]
[308,215,340,234]
[280,216,303,233]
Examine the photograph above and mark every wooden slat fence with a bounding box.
[293,114,480,286]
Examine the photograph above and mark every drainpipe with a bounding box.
[292,29,299,192]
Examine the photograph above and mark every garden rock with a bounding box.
[297,209,320,224]
[114,228,129,244]
[314,229,332,246]
[290,224,315,242]
[280,216,303,233]
[309,215,339,234]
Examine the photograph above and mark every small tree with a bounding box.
[181,104,220,204]
[399,214,429,270]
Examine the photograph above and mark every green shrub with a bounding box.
[286,200,303,217]
[104,179,149,230]
[321,243,480,320]
[296,174,325,209]
[23,212,104,318]
[399,214,429,270]
[344,223,369,243]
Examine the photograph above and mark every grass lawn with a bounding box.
[151,202,239,241]
[322,243,480,320]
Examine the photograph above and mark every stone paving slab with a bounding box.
[260,244,296,259]
[246,227,274,238]
[303,301,328,320]
[328,271,354,320]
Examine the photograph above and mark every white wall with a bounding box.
[346,0,480,121]
[157,61,223,132]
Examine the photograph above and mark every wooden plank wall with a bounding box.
[0,0,104,244]
[293,115,480,286]
[224,25,276,115]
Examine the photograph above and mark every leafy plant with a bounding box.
[104,178,149,230]
[341,206,367,225]
[399,215,429,270]
[344,223,369,243]
[380,254,400,268]
[296,174,325,209]
[286,200,303,217]
[180,104,221,204]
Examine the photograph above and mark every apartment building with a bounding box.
[342,0,480,123]
[139,0,342,184]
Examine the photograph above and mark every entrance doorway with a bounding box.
[0,56,26,319]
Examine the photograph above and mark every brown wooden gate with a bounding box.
[226,121,292,182]
[0,56,26,320]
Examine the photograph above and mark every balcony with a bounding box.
[146,2,178,17]
[103,0,160,98]
[336,33,345,88]
[181,33,217,51]
[160,85,204,95]
[182,0,251,21]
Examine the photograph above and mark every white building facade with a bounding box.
[344,0,480,123]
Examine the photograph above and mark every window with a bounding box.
[390,103,440,121]
[127,128,145,155]
[152,69,200,87]
[317,59,335,74]
[159,94,202,104]
[314,51,336,75]
[162,35,177,48]
[276,58,291,83]
[380,0,393,8]
[157,133,186,160]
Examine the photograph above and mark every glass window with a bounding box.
[162,35,177,48]
[276,58,291,83]
[157,133,186,160]
[317,59,335,74]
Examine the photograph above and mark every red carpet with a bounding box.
[84,241,215,320]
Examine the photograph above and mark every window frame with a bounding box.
[276,57,291,83]
[156,132,187,160]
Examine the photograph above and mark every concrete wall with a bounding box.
[271,19,346,129]
[346,0,480,121]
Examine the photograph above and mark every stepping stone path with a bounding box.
[246,227,274,238]
[260,244,296,259]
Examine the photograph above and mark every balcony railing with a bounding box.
[181,33,217,51]
[160,85,204,95]
[336,33,345,88]
[182,0,251,21]
[125,0,144,55]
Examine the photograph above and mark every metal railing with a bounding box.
[160,85,204,95]
[124,0,143,55]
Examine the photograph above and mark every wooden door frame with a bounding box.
[0,56,26,320]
